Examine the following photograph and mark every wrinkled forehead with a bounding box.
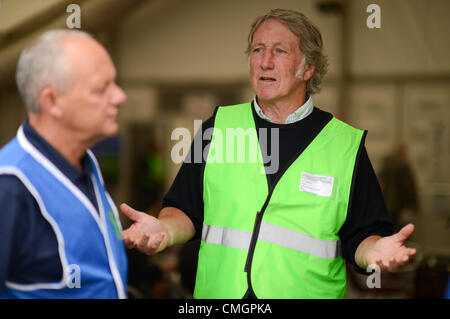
[251,18,300,47]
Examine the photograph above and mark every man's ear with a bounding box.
[38,87,62,119]
[302,63,315,82]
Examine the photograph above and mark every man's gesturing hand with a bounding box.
[365,224,417,272]
[120,203,168,255]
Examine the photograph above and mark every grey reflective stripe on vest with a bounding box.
[202,223,341,259]
[201,224,252,251]
[258,222,342,259]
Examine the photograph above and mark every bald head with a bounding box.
[16,30,94,114]
[35,31,126,144]
[18,29,126,165]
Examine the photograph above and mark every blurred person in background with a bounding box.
[379,140,420,231]
[120,9,416,299]
[0,30,128,298]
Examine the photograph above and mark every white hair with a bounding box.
[16,29,93,114]
[295,56,307,80]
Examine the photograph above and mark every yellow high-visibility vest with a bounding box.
[195,102,365,299]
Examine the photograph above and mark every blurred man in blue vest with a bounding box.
[0,30,128,298]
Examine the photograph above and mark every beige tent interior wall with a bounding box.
[0,0,449,297]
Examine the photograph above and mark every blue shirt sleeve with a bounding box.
[0,175,22,293]
[0,175,63,293]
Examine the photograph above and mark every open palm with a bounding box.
[366,224,416,272]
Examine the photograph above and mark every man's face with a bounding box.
[56,37,127,144]
[249,19,306,105]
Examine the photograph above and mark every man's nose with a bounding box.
[261,50,274,70]
[111,84,127,106]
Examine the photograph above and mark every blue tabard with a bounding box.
[0,126,128,298]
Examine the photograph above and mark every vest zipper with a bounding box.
[243,114,331,298]
[244,211,263,272]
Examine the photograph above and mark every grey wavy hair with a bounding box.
[16,29,93,114]
[246,8,329,95]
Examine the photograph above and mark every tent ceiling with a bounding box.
[0,0,148,89]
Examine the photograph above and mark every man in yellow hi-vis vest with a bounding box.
[120,9,416,299]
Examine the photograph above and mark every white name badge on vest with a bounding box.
[299,172,335,197]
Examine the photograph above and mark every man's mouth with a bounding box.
[259,76,276,82]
